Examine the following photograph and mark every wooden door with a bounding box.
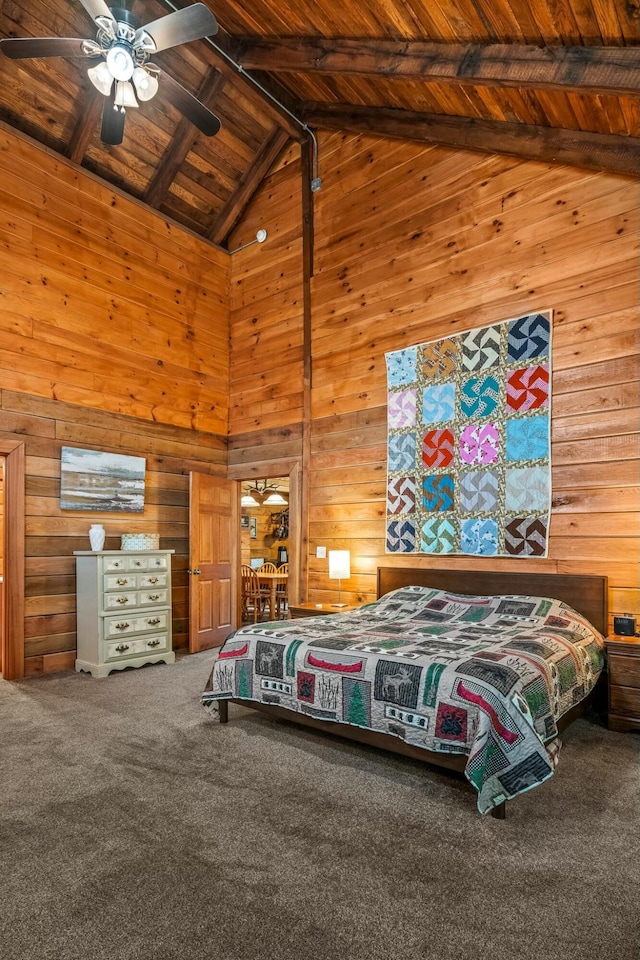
[0,439,25,681]
[189,473,238,652]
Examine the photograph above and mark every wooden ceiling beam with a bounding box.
[153,0,304,140]
[144,70,226,209]
[66,88,102,165]
[301,102,640,179]
[208,127,291,246]
[237,37,640,97]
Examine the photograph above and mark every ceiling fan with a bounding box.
[0,1,221,146]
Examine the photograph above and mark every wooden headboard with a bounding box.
[377,567,608,636]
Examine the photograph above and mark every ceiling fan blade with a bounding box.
[159,70,221,136]
[136,3,218,54]
[101,98,125,145]
[77,0,116,27]
[0,37,91,60]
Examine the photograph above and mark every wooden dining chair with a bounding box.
[255,561,276,608]
[275,562,289,619]
[241,564,266,624]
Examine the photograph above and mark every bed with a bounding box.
[202,567,608,816]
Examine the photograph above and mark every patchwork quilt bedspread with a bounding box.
[202,587,604,813]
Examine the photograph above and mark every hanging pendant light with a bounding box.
[263,492,288,506]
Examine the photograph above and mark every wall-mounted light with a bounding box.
[229,229,267,255]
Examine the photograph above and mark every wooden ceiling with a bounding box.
[0,0,638,247]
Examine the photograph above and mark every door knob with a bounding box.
[192,568,201,575]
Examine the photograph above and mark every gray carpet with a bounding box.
[1,652,638,960]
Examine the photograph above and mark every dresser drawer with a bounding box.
[102,589,168,611]
[608,654,640,689]
[103,612,169,640]
[104,591,138,610]
[103,572,168,592]
[105,633,168,661]
[103,556,129,572]
[139,573,167,589]
[609,685,640,718]
[138,589,168,606]
[104,574,138,592]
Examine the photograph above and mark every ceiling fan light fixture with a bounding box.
[132,66,158,102]
[88,61,113,97]
[114,80,138,109]
[134,29,157,55]
[106,43,135,82]
[95,15,117,40]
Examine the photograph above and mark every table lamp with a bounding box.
[329,550,350,607]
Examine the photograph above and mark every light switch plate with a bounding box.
[316,546,326,559]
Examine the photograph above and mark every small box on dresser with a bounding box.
[75,550,175,678]
[605,634,640,732]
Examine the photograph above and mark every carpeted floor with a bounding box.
[1,652,638,960]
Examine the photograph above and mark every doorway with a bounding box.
[238,464,300,625]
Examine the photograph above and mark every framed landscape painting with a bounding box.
[60,447,146,513]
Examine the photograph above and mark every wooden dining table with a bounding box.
[257,571,288,621]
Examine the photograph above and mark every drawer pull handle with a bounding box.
[148,577,159,584]
[135,561,143,567]
[148,594,160,601]
[116,597,129,604]
[147,639,161,648]
[115,644,130,653]
[117,578,129,586]
[115,622,130,630]
[148,618,161,626]
[112,562,121,568]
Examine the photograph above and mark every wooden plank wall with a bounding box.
[0,124,231,675]
[230,130,639,633]
[228,145,305,480]
[0,123,230,434]
[1,390,226,676]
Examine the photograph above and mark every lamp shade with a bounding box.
[263,492,287,505]
[114,80,138,109]
[241,493,259,507]
[132,66,159,102]
[328,550,350,581]
[106,43,135,81]
[88,61,113,96]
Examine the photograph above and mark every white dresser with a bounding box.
[74,550,175,678]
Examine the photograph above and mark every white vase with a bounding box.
[89,524,106,551]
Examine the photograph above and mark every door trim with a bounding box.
[235,462,301,607]
[0,439,25,681]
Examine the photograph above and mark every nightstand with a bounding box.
[289,602,360,619]
[605,634,640,732]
